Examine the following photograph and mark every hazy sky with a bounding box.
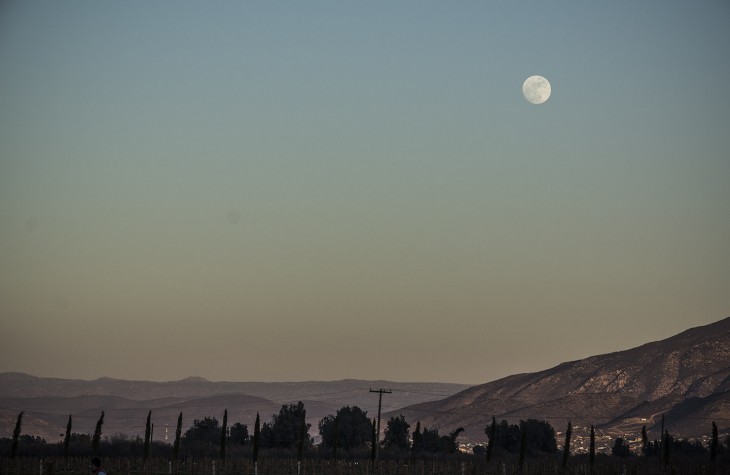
[1,1,728,384]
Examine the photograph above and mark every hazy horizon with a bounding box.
[4,317,728,386]
[1,1,729,385]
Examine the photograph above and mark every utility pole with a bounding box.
[369,388,391,461]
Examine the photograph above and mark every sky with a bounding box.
[1,1,728,385]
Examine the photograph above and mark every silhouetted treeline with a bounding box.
[3,403,729,471]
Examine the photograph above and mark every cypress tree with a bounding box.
[11,411,24,458]
[252,413,261,464]
[63,414,71,458]
[660,414,665,447]
[518,425,527,470]
[92,411,105,455]
[662,430,671,469]
[173,412,183,460]
[486,416,496,463]
[641,425,648,457]
[711,421,718,464]
[589,425,595,472]
[220,409,228,461]
[144,411,152,461]
[562,421,572,468]
[64,414,72,458]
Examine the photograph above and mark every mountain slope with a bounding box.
[393,317,730,441]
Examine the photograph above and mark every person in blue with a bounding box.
[90,457,106,475]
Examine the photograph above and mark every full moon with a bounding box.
[522,75,551,104]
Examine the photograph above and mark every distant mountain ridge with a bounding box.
[0,375,470,441]
[0,373,469,403]
[391,317,730,441]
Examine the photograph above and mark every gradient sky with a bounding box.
[1,1,728,384]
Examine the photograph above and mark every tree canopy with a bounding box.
[318,406,372,451]
[184,416,222,445]
[262,401,311,450]
[484,419,557,456]
[229,422,249,445]
[383,415,410,451]
[612,437,631,458]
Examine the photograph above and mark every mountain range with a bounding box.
[391,317,730,441]
[0,376,469,442]
[2,317,728,444]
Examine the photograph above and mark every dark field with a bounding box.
[2,456,730,475]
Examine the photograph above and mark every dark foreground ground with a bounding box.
[2,456,730,475]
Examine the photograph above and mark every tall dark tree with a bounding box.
[662,431,672,468]
[518,426,527,470]
[144,410,152,461]
[383,414,410,451]
[11,411,24,458]
[589,425,596,471]
[173,412,183,460]
[486,416,496,462]
[252,413,261,464]
[220,409,228,461]
[92,411,105,455]
[63,414,73,458]
[562,421,572,468]
[660,414,665,448]
[641,425,648,457]
[711,421,718,464]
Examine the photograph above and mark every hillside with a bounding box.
[391,317,730,441]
